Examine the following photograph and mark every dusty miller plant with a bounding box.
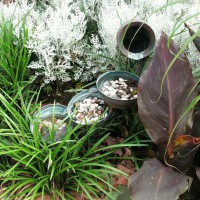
[96,0,200,68]
[26,0,116,83]
[26,0,87,83]
[0,0,115,83]
[0,0,199,83]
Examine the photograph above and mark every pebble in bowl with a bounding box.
[67,90,112,125]
[96,71,139,109]
[30,104,68,141]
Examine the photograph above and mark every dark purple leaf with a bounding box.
[190,110,200,138]
[168,135,200,171]
[163,111,200,171]
[137,32,198,155]
[128,158,192,200]
[185,23,200,53]
[195,167,200,181]
[105,186,131,200]
[168,111,200,171]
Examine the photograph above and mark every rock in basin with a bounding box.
[38,117,67,140]
[72,96,109,124]
[30,104,68,141]
[101,77,137,100]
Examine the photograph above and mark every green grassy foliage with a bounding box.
[0,88,150,199]
[0,16,32,96]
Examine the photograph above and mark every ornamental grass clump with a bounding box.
[0,16,32,95]
[0,88,149,199]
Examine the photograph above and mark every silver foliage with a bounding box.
[0,0,199,83]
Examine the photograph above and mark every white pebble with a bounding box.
[72,96,110,124]
[86,101,91,107]
[133,95,138,99]
[104,81,111,86]
[98,106,103,111]
[101,77,137,100]
[103,91,110,96]
[76,113,82,118]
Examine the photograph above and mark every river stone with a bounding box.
[72,96,109,124]
[101,77,137,100]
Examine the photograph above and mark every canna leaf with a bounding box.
[190,110,200,138]
[166,104,200,171]
[105,185,131,200]
[137,32,198,157]
[168,134,200,171]
[195,167,200,181]
[185,23,200,53]
[128,158,192,200]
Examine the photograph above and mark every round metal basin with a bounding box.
[96,70,139,109]
[30,104,68,141]
[67,90,113,125]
